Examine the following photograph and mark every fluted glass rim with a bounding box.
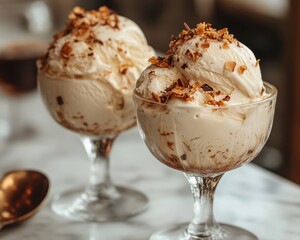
[133,81,277,110]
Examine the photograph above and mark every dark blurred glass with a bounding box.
[0,0,53,140]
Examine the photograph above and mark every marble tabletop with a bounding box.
[0,92,299,240]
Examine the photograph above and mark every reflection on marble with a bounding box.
[0,92,299,240]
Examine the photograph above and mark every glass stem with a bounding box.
[81,135,120,202]
[184,173,223,238]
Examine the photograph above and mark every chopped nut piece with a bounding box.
[255,59,260,67]
[73,6,85,15]
[94,39,103,45]
[148,70,156,76]
[222,41,230,49]
[190,88,196,94]
[149,56,158,64]
[75,24,89,38]
[56,96,64,105]
[238,65,247,74]
[184,22,191,31]
[186,96,194,102]
[201,84,213,92]
[196,23,206,35]
[185,49,193,58]
[171,87,185,97]
[224,61,236,72]
[219,28,228,35]
[69,6,85,20]
[119,63,133,75]
[223,33,235,43]
[178,78,189,87]
[194,51,203,59]
[181,63,188,69]
[119,66,128,75]
[223,95,230,101]
[60,42,73,59]
[192,82,202,89]
[201,42,210,49]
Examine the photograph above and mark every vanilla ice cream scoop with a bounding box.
[136,23,265,106]
[134,23,276,175]
[38,6,155,136]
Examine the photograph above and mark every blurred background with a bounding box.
[0,0,299,184]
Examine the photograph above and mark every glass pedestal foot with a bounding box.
[51,186,148,222]
[150,223,258,240]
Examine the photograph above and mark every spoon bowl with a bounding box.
[0,169,49,228]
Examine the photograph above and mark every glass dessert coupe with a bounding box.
[38,84,148,222]
[134,82,277,240]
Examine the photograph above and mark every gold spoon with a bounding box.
[0,169,49,229]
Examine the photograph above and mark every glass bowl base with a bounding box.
[51,186,148,222]
[150,222,258,240]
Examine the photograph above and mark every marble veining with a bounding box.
[0,92,299,240]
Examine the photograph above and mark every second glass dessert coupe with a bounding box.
[134,82,277,240]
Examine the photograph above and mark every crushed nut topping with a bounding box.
[67,6,120,30]
[225,61,236,72]
[148,22,237,70]
[206,99,225,107]
[148,56,172,68]
[150,78,192,103]
[146,23,246,106]
[168,22,236,56]
[185,49,202,61]
[40,6,120,69]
